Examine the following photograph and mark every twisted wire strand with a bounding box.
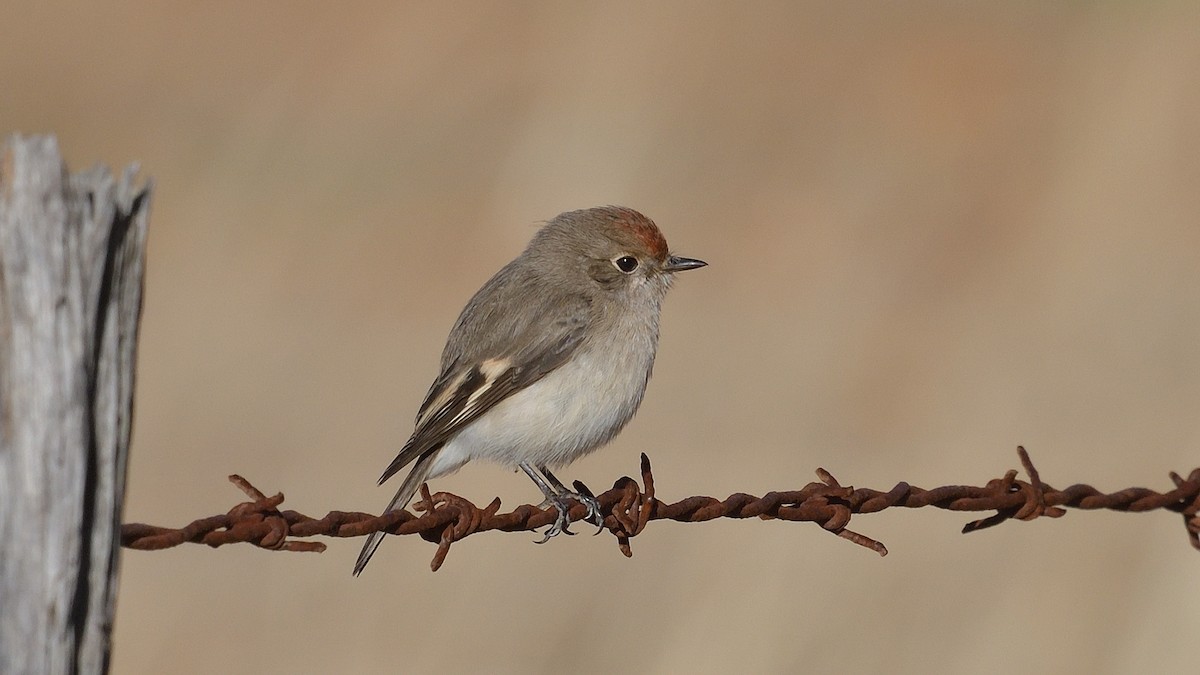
[120,447,1200,571]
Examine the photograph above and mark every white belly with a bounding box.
[427,344,652,478]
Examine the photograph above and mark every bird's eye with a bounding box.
[613,256,639,273]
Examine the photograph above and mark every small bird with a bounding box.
[353,206,705,575]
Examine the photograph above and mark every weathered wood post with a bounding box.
[0,135,151,674]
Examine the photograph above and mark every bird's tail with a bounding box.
[353,452,436,576]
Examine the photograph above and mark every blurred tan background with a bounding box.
[4,2,1199,673]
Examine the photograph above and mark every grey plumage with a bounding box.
[354,206,704,575]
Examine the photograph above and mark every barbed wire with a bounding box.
[120,446,1200,571]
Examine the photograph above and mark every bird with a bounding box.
[353,206,705,575]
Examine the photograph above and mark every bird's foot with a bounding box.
[534,495,576,544]
[571,484,605,534]
[535,487,604,542]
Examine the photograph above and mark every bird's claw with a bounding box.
[534,496,574,544]
[534,490,603,543]
[577,491,605,534]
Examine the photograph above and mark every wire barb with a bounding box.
[119,447,1200,571]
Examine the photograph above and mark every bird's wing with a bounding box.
[377,281,591,485]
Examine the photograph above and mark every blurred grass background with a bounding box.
[4,2,1199,673]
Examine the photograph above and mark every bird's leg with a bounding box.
[539,466,604,533]
[519,462,575,543]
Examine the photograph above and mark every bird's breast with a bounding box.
[436,335,656,472]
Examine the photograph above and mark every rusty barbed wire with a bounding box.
[120,446,1200,571]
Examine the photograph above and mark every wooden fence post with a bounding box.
[0,135,151,674]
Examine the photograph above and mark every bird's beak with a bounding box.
[664,255,707,273]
